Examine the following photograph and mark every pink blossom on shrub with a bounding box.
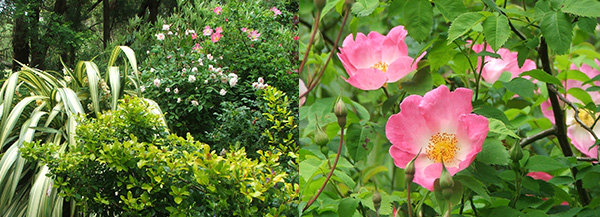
[541,60,600,159]
[191,33,198,39]
[162,24,170,31]
[386,85,489,191]
[203,26,213,36]
[337,25,426,90]
[165,88,170,93]
[294,36,299,41]
[220,89,227,95]
[241,27,247,32]
[191,100,199,106]
[470,42,536,83]
[192,43,201,51]
[211,33,222,43]
[155,33,165,41]
[174,88,179,94]
[248,30,260,41]
[188,75,196,83]
[215,27,223,34]
[270,7,281,16]
[300,79,307,106]
[153,78,161,87]
[213,7,222,15]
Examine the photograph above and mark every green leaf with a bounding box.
[540,11,573,55]
[567,87,593,105]
[338,197,359,217]
[558,69,591,82]
[504,77,535,99]
[320,0,342,20]
[482,14,510,51]
[401,67,432,96]
[473,104,511,127]
[488,118,519,139]
[433,0,467,21]
[454,175,491,202]
[333,170,356,189]
[521,69,563,86]
[481,0,504,14]
[577,17,599,32]
[447,12,490,44]
[476,138,510,165]
[562,0,600,17]
[490,207,523,216]
[346,123,375,162]
[428,39,458,71]
[174,197,183,204]
[403,0,433,41]
[351,0,379,17]
[525,155,567,172]
[362,165,388,184]
[299,158,327,182]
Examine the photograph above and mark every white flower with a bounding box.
[188,75,196,83]
[228,73,238,80]
[174,88,179,94]
[177,98,181,103]
[155,33,165,41]
[229,77,238,87]
[191,100,199,106]
[64,76,72,83]
[252,82,259,89]
[257,77,264,84]
[167,31,173,35]
[182,68,187,72]
[209,73,217,80]
[150,68,155,73]
[207,54,213,60]
[198,58,203,66]
[140,86,146,92]
[165,88,171,92]
[219,89,227,96]
[204,80,208,84]
[192,67,198,73]
[162,24,170,31]
[208,65,215,72]
[154,78,161,87]
[146,50,150,54]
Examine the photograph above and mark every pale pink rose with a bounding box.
[191,33,198,39]
[213,7,222,15]
[541,60,600,158]
[162,24,170,31]
[270,7,282,16]
[258,77,264,84]
[167,31,173,35]
[211,33,222,43]
[241,27,247,32]
[174,88,179,94]
[154,78,161,87]
[192,67,198,73]
[219,89,227,96]
[165,88,170,93]
[140,86,145,92]
[229,77,238,87]
[526,172,570,205]
[207,54,213,60]
[300,79,307,106]
[337,25,426,90]
[215,27,223,34]
[193,43,201,51]
[191,100,199,106]
[188,75,197,83]
[471,42,536,83]
[248,30,260,41]
[177,98,181,103]
[155,33,165,41]
[150,68,155,73]
[203,26,213,36]
[386,85,489,191]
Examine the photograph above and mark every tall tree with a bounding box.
[12,0,29,71]
[103,0,109,48]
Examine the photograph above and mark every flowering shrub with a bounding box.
[21,96,298,216]
[300,0,600,216]
[136,0,298,142]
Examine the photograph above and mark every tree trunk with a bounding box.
[103,0,110,48]
[148,0,159,24]
[12,10,29,71]
[30,0,45,69]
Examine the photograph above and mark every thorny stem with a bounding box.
[300,10,350,99]
[299,10,321,74]
[302,127,345,212]
[474,41,488,101]
[539,37,590,206]
[520,126,557,147]
[577,157,598,162]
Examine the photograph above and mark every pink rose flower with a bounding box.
[162,24,170,31]
[203,26,213,36]
[337,25,426,90]
[211,33,222,43]
[270,7,282,16]
[541,60,600,158]
[191,33,197,39]
[215,27,223,34]
[526,172,569,205]
[155,33,165,41]
[293,36,299,41]
[241,27,247,32]
[386,85,489,191]
[213,7,222,15]
[470,42,536,83]
[248,30,260,41]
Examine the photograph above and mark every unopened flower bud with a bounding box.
[334,98,347,128]
[372,190,381,211]
[314,0,326,11]
[439,164,454,200]
[405,155,417,184]
[321,145,329,156]
[509,143,523,162]
[314,123,329,147]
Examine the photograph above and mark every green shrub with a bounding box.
[21,96,298,216]
[134,0,298,141]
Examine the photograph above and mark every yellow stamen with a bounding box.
[577,108,595,128]
[426,133,459,163]
[372,61,389,72]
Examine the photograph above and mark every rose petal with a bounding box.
[343,68,388,90]
[419,86,473,133]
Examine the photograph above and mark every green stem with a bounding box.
[299,10,321,74]
[407,182,413,217]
